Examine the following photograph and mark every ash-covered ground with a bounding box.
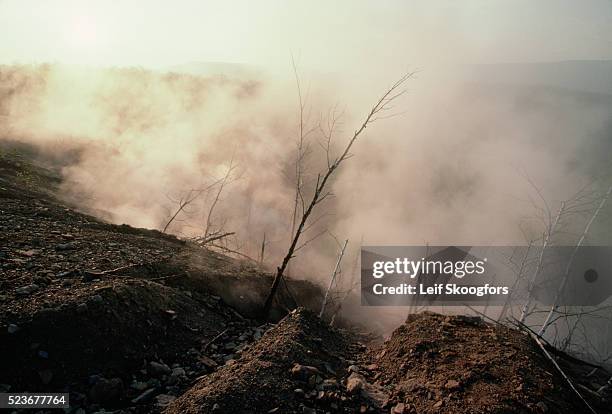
[1,142,611,413]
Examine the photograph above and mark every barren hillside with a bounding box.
[1,143,610,413]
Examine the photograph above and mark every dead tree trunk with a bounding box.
[259,232,267,265]
[320,239,348,318]
[261,73,413,318]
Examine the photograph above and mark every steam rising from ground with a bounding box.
[1,63,611,321]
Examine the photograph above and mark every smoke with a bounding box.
[1,62,611,318]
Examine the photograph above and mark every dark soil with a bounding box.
[165,308,373,414]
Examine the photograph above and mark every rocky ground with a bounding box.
[2,141,612,414]
[0,142,319,412]
[168,309,612,414]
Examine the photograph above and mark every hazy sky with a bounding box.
[1,0,612,74]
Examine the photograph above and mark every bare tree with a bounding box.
[286,57,317,278]
[262,72,414,318]
[162,180,221,234]
[538,185,612,336]
[498,241,534,322]
[519,201,565,322]
[319,238,348,318]
[203,156,237,241]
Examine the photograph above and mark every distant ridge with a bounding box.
[167,61,262,79]
[465,60,612,95]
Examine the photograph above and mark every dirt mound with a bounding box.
[165,308,372,414]
[1,279,233,387]
[364,312,591,414]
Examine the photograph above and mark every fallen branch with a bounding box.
[148,274,185,282]
[208,243,258,263]
[85,256,173,277]
[512,318,603,370]
[533,335,598,414]
[194,231,235,245]
[203,328,229,352]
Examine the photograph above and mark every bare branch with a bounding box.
[262,72,414,318]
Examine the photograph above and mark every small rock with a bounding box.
[433,400,443,409]
[212,403,221,411]
[291,364,320,381]
[76,303,88,314]
[17,249,37,257]
[149,361,171,376]
[348,364,360,373]
[89,377,124,404]
[132,388,157,404]
[346,372,366,394]
[445,379,460,390]
[171,367,186,377]
[7,324,19,334]
[15,284,39,296]
[302,406,316,414]
[392,402,406,414]
[155,394,176,407]
[56,242,77,251]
